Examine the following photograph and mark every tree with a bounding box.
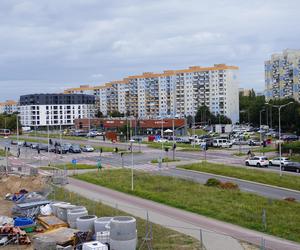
[0,114,21,132]
[109,110,124,117]
[95,110,103,118]
[195,106,231,125]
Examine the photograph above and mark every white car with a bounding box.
[245,156,269,167]
[155,138,169,143]
[81,145,95,152]
[269,157,291,166]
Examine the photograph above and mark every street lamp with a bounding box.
[265,102,293,176]
[130,139,135,191]
[259,109,265,151]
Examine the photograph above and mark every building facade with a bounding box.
[265,49,300,101]
[19,94,95,128]
[64,64,239,123]
[0,100,18,114]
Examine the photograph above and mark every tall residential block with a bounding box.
[64,64,240,123]
[265,49,300,101]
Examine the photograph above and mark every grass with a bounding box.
[74,169,300,243]
[9,136,48,144]
[290,155,300,162]
[233,152,246,156]
[253,147,277,153]
[40,164,97,171]
[151,157,180,163]
[49,185,200,249]
[0,149,7,157]
[179,162,300,191]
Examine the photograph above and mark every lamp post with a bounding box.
[130,139,135,191]
[265,102,293,176]
[259,109,265,153]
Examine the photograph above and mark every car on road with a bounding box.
[175,137,190,144]
[38,144,48,151]
[23,141,32,148]
[31,143,39,149]
[69,145,82,153]
[154,138,169,143]
[248,139,261,146]
[269,157,291,166]
[54,145,69,154]
[245,156,269,167]
[62,143,72,151]
[282,162,300,173]
[86,131,97,138]
[81,145,94,152]
[212,138,232,148]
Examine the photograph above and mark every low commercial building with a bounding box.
[19,94,95,128]
[0,100,18,114]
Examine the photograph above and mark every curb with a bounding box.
[176,167,300,194]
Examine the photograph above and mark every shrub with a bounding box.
[284,197,296,202]
[220,182,239,190]
[205,178,221,187]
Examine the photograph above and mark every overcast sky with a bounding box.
[0,0,299,100]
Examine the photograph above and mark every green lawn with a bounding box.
[290,155,300,162]
[40,164,97,171]
[179,162,300,191]
[9,136,48,144]
[151,157,180,163]
[74,169,300,243]
[0,149,7,157]
[49,185,200,249]
[253,147,277,153]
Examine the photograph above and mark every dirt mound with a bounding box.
[0,175,48,197]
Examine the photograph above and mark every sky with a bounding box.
[0,0,299,100]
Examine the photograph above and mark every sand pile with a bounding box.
[0,175,48,197]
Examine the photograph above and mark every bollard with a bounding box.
[199,229,203,249]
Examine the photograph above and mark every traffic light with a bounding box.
[120,152,124,157]
[115,147,118,153]
[100,148,103,153]
[164,147,169,152]
[173,144,177,150]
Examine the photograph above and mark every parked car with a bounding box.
[269,157,291,166]
[212,138,232,148]
[69,145,82,153]
[282,162,300,173]
[245,156,269,167]
[49,145,56,152]
[282,134,298,142]
[23,141,32,148]
[81,145,94,152]
[154,138,169,143]
[175,137,190,144]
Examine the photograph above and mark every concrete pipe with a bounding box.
[110,216,136,241]
[67,210,88,229]
[51,202,70,216]
[94,217,113,233]
[76,215,97,233]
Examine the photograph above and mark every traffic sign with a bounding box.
[72,159,77,165]
[155,135,161,141]
[97,160,102,169]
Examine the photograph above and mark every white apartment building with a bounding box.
[64,64,239,123]
[0,100,18,114]
[19,94,95,128]
[265,49,300,101]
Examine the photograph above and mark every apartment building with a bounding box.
[0,100,18,114]
[19,94,95,128]
[64,64,239,123]
[265,49,300,101]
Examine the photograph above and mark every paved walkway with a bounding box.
[65,178,300,250]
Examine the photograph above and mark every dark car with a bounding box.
[282,162,300,173]
[69,145,82,153]
[23,141,32,148]
[248,140,261,146]
[31,143,39,149]
[49,145,56,152]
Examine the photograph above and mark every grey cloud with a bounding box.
[0,0,300,100]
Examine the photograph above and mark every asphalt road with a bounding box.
[1,137,300,201]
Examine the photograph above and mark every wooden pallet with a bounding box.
[38,215,68,231]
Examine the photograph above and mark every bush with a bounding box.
[220,182,239,190]
[205,178,221,187]
[284,197,296,202]
[282,141,300,154]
